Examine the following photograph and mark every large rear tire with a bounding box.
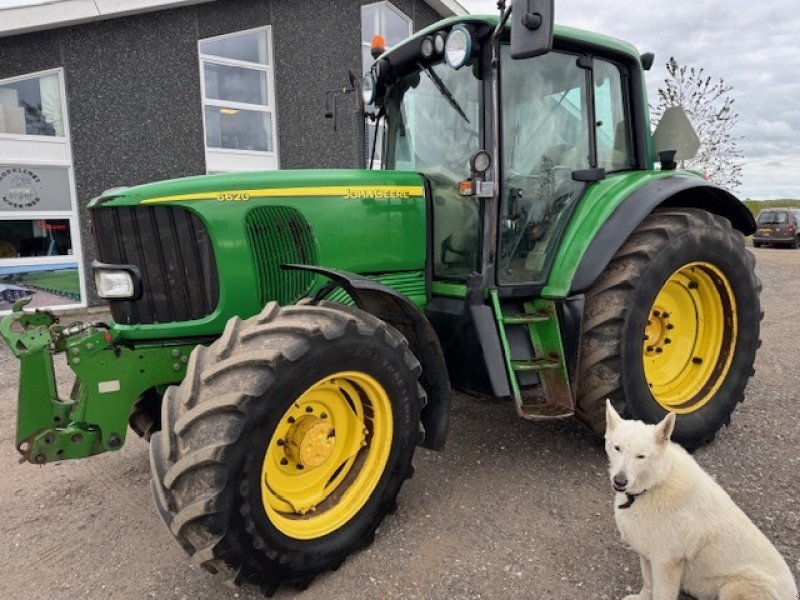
[150,301,424,594]
[575,209,761,449]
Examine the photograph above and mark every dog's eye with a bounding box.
[613,445,621,452]
[636,454,646,459]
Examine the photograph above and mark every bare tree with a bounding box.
[651,57,743,190]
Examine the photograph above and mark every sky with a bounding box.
[459,0,800,199]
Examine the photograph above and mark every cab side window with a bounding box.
[593,59,633,171]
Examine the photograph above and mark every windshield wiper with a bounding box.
[421,65,470,124]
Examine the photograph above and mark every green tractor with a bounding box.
[1,2,760,594]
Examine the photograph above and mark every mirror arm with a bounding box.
[492,1,513,42]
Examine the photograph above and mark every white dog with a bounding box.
[604,400,797,600]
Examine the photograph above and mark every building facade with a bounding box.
[0,0,463,311]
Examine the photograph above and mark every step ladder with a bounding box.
[489,290,574,420]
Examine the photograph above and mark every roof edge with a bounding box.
[0,0,215,39]
[422,0,468,17]
[0,0,466,39]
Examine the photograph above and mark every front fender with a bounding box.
[284,264,451,451]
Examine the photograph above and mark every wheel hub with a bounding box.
[285,416,336,468]
[642,262,737,413]
[644,309,674,356]
[261,372,394,539]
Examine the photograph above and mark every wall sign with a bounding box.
[0,165,71,212]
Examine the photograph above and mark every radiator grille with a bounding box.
[244,206,318,306]
[92,206,219,324]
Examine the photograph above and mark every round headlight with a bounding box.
[362,72,376,106]
[434,31,446,54]
[445,25,472,70]
[421,36,435,58]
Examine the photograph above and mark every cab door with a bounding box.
[497,48,635,287]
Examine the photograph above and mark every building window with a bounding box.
[0,72,64,137]
[0,69,85,313]
[199,27,279,172]
[361,2,412,164]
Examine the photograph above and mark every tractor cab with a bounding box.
[365,9,654,408]
[368,10,649,292]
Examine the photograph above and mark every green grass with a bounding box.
[20,269,80,295]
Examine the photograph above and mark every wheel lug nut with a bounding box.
[305,406,313,413]
[277,439,285,446]
[280,458,288,466]
[655,348,663,354]
[320,413,327,419]
[287,416,295,424]
[662,312,670,318]
[664,338,671,344]
[653,310,661,317]
[296,464,304,470]
[666,324,674,330]
[646,346,654,352]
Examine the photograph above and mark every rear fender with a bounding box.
[284,264,451,451]
[569,176,755,294]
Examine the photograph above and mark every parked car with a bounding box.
[753,208,800,248]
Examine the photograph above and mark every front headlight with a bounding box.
[445,25,472,70]
[93,263,139,299]
[362,72,377,106]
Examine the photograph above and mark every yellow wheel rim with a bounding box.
[642,261,737,414]
[261,371,393,539]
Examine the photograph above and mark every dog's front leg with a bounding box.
[649,560,683,600]
[622,556,653,600]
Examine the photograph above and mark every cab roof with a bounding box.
[385,14,644,66]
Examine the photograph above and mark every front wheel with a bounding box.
[150,301,424,594]
[575,209,761,449]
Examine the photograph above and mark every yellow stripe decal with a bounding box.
[140,185,425,204]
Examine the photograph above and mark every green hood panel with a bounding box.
[90,169,428,340]
[89,169,425,207]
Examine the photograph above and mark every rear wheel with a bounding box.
[150,301,424,594]
[575,209,761,449]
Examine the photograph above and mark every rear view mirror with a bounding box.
[510,0,554,59]
[652,105,700,161]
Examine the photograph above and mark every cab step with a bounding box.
[489,290,574,421]
[510,358,560,371]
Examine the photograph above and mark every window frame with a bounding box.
[198,26,280,171]
[0,67,86,312]
[0,68,68,142]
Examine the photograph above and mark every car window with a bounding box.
[757,211,789,225]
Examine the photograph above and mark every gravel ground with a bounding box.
[0,246,797,599]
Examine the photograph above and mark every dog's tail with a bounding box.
[718,574,797,600]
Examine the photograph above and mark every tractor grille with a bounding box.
[92,206,219,324]
[244,206,318,306]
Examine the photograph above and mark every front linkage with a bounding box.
[1,298,197,464]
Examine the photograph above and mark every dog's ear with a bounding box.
[605,399,621,434]
[654,412,676,444]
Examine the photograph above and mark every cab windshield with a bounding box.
[382,62,482,279]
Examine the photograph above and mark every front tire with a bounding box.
[150,301,424,594]
[575,209,761,449]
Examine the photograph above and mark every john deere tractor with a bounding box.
[1,2,760,594]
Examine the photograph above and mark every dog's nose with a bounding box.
[613,473,628,489]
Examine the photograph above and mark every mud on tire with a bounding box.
[149,301,424,594]
[575,209,762,449]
